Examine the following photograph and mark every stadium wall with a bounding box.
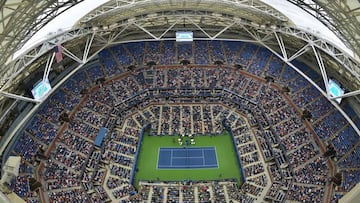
[222,119,246,185]
[129,124,150,186]
[0,104,33,166]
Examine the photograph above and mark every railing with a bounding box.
[222,119,246,186]
[129,124,150,186]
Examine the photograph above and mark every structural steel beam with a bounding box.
[331,89,360,100]
[133,23,159,40]
[311,45,330,96]
[81,0,288,24]
[274,31,288,61]
[288,44,310,62]
[0,91,39,103]
[287,0,360,59]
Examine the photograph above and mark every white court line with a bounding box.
[158,147,218,168]
[164,147,214,151]
[202,149,205,165]
[214,147,219,168]
[158,164,219,168]
[171,156,204,159]
[156,147,160,170]
[170,149,173,167]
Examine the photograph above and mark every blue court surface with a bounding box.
[157,147,218,169]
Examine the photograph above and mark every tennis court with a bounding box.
[157,147,218,169]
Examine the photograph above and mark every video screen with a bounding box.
[328,79,345,103]
[176,31,193,42]
[31,79,52,100]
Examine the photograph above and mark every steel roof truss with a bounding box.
[311,45,330,96]
[186,16,213,39]
[274,32,288,61]
[81,0,287,23]
[260,32,274,42]
[95,33,110,44]
[287,44,310,62]
[0,100,17,125]
[44,52,55,81]
[237,23,260,41]
[62,46,83,64]
[0,91,39,103]
[278,27,360,80]
[108,24,131,43]
[158,20,179,39]
[83,33,96,63]
[133,22,159,40]
[212,22,236,39]
[331,89,360,101]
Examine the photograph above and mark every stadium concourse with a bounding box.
[2,40,359,203]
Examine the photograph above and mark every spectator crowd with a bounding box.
[6,40,359,203]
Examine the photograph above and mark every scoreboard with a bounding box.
[176,31,193,42]
[329,79,345,103]
[31,79,52,100]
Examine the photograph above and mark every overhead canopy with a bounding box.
[11,0,359,61]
